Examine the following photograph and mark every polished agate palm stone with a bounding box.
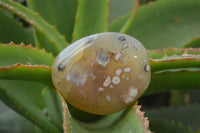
[52,32,151,115]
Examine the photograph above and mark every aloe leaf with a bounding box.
[42,88,63,130]
[72,0,109,42]
[14,0,25,3]
[0,43,54,67]
[150,56,200,73]
[0,10,34,45]
[27,0,77,43]
[146,104,200,131]
[188,90,200,103]
[109,0,139,33]
[0,43,61,132]
[148,48,200,72]
[183,37,200,48]
[0,0,68,55]
[0,64,52,86]
[0,80,62,133]
[0,101,46,133]
[144,70,200,96]
[33,30,64,56]
[149,119,196,133]
[148,47,200,59]
[169,90,185,106]
[109,12,131,32]
[126,0,200,49]
[109,0,138,22]
[139,0,148,5]
[0,101,34,133]
[63,101,151,133]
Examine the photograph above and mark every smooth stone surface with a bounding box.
[52,32,151,115]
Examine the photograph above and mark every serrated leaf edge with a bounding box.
[0,0,68,54]
[0,63,52,86]
[0,85,55,133]
[148,47,200,54]
[133,102,152,133]
[0,63,51,69]
[0,41,55,57]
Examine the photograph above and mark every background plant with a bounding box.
[0,0,200,133]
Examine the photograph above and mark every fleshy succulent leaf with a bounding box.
[0,10,34,45]
[0,42,54,67]
[27,0,78,43]
[148,48,200,72]
[109,0,139,33]
[150,56,200,73]
[183,37,200,48]
[0,43,61,132]
[145,70,200,96]
[109,12,132,32]
[0,101,41,133]
[0,80,62,133]
[0,64,52,86]
[42,88,63,130]
[148,47,200,59]
[0,0,68,55]
[109,0,137,23]
[149,119,196,133]
[146,104,200,131]
[63,100,152,133]
[72,0,109,42]
[126,0,200,49]
[109,0,138,22]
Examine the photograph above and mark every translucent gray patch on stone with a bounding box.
[96,49,110,67]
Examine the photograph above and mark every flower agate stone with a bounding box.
[52,32,151,115]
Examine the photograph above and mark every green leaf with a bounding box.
[0,0,68,55]
[0,43,60,132]
[0,80,62,133]
[27,0,77,43]
[146,104,200,131]
[32,30,63,55]
[72,0,109,41]
[109,12,132,32]
[0,43,54,67]
[149,119,196,133]
[0,101,36,133]
[148,47,200,59]
[144,70,200,96]
[148,48,200,72]
[126,0,200,49]
[64,103,151,133]
[169,90,185,106]
[188,90,200,104]
[183,37,200,48]
[42,88,63,130]
[0,101,47,133]
[14,0,25,3]
[150,56,200,73]
[109,0,138,22]
[0,10,34,45]
[139,0,148,5]
[109,0,139,33]
[0,64,52,86]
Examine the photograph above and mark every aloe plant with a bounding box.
[0,0,200,132]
